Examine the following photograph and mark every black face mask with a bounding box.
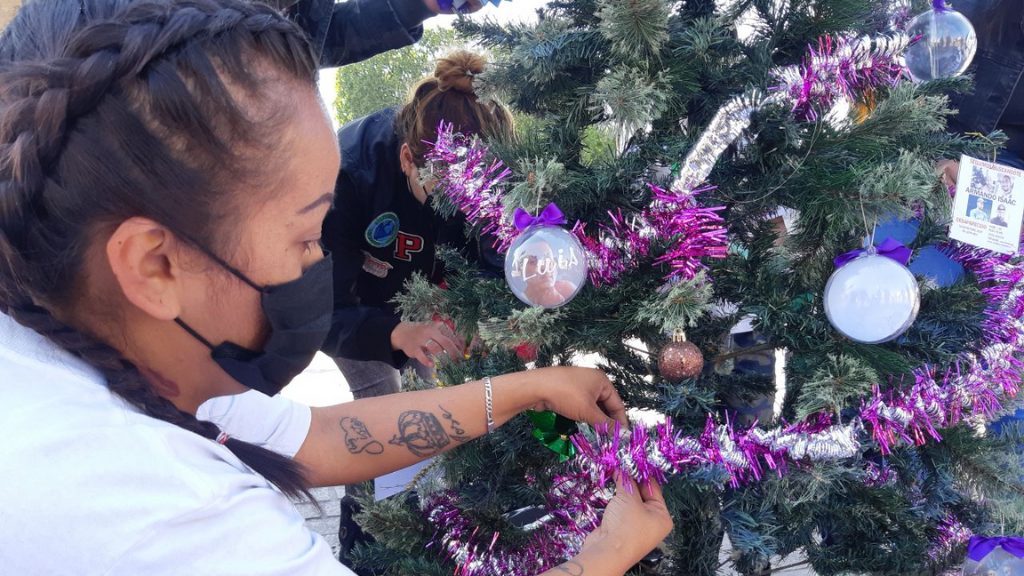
[176,252,334,397]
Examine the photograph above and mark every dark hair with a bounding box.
[396,49,514,165]
[0,0,318,498]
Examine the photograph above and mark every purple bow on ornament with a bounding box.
[932,0,948,12]
[514,203,567,230]
[967,536,1024,561]
[834,237,912,268]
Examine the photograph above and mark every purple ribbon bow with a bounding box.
[514,203,567,230]
[834,237,912,268]
[967,536,1024,562]
[932,0,949,11]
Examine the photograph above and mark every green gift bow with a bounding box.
[527,410,579,462]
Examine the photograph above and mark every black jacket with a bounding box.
[946,0,1024,169]
[320,108,504,367]
[288,0,432,68]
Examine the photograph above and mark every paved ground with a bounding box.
[281,352,353,406]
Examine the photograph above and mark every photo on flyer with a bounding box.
[949,155,1023,254]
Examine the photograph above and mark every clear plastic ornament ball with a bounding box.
[823,253,920,344]
[904,7,977,82]
[962,543,1024,576]
[505,226,588,308]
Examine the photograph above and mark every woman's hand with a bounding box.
[587,477,673,569]
[539,476,672,576]
[937,158,960,188]
[529,366,628,427]
[390,321,464,368]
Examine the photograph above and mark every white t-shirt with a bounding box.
[198,391,311,458]
[0,313,353,576]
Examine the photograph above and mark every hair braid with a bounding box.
[2,299,315,500]
[0,0,319,499]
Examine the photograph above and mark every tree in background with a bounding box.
[350,1,1024,575]
[333,27,462,125]
[0,0,21,31]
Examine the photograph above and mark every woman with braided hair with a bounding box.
[0,0,671,573]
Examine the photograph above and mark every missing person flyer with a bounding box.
[949,155,1024,254]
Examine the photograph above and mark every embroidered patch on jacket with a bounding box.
[361,250,394,279]
[394,231,425,261]
[365,212,400,248]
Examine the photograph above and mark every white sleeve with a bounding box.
[198,391,312,458]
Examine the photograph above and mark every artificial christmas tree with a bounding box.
[347,1,1024,574]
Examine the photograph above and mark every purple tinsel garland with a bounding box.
[570,185,728,285]
[425,123,729,285]
[422,471,605,576]
[571,237,1024,490]
[426,122,517,250]
[421,235,1024,576]
[418,27,1008,576]
[773,34,907,122]
[929,515,973,561]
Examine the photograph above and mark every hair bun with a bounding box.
[434,50,485,94]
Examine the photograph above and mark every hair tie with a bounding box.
[216,432,230,445]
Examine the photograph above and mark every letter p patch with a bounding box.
[394,232,424,261]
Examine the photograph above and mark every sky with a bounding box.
[317,0,547,128]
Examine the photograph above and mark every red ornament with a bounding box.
[514,342,538,363]
[658,337,703,381]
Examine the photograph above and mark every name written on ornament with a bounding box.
[510,247,582,280]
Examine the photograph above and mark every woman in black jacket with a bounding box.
[937,0,1024,185]
[934,0,1024,434]
[320,50,512,399]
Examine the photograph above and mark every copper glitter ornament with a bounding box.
[658,332,704,381]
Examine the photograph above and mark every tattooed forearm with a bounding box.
[554,561,584,575]
[439,405,470,442]
[340,416,384,455]
[389,406,470,457]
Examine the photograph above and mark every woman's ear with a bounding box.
[399,143,417,177]
[105,218,183,321]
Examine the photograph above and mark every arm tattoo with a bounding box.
[554,561,584,575]
[340,416,384,455]
[389,406,469,457]
[439,405,470,442]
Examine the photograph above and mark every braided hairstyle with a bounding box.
[0,0,318,498]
